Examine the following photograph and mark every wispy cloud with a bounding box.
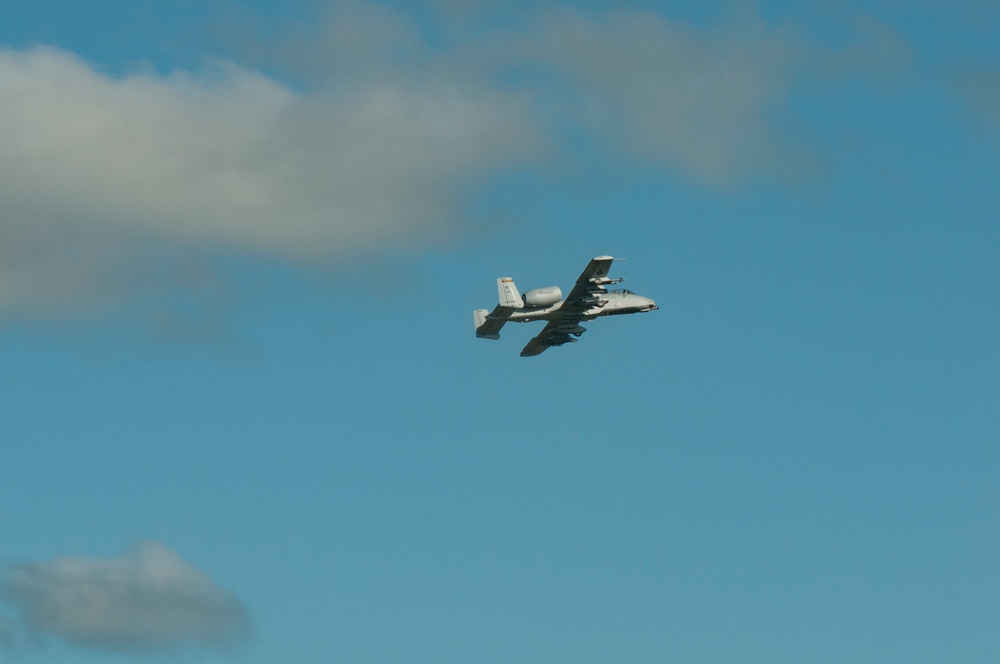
[955,65,1000,129]
[0,611,15,648]
[250,3,820,184]
[509,7,814,184]
[1,542,252,654]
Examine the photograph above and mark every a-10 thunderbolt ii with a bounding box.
[473,256,657,357]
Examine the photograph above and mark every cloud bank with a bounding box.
[1,542,251,653]
[0,42,540,320]
[0,3,901,322]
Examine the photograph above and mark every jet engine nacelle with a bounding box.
[523,286,562,307]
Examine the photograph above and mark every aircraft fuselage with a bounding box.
[507,289,658,323]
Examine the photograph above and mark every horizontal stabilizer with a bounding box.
[476,277,524,340]
[475,306,515,339]
[474,309,502,339]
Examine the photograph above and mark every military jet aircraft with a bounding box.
[473,256,657,357]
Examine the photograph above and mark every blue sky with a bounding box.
[1,1,998,662]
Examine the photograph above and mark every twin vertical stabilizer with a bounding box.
[497,277,523,309]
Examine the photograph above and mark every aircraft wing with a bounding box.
[560,255,615,313]
[520,314,587,357]
[520,256,613,356]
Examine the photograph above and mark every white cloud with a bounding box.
[1,542,251,653]
[0,44,542,319]
[0,3,906,322]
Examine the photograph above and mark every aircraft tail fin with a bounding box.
[497,277,524,309]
